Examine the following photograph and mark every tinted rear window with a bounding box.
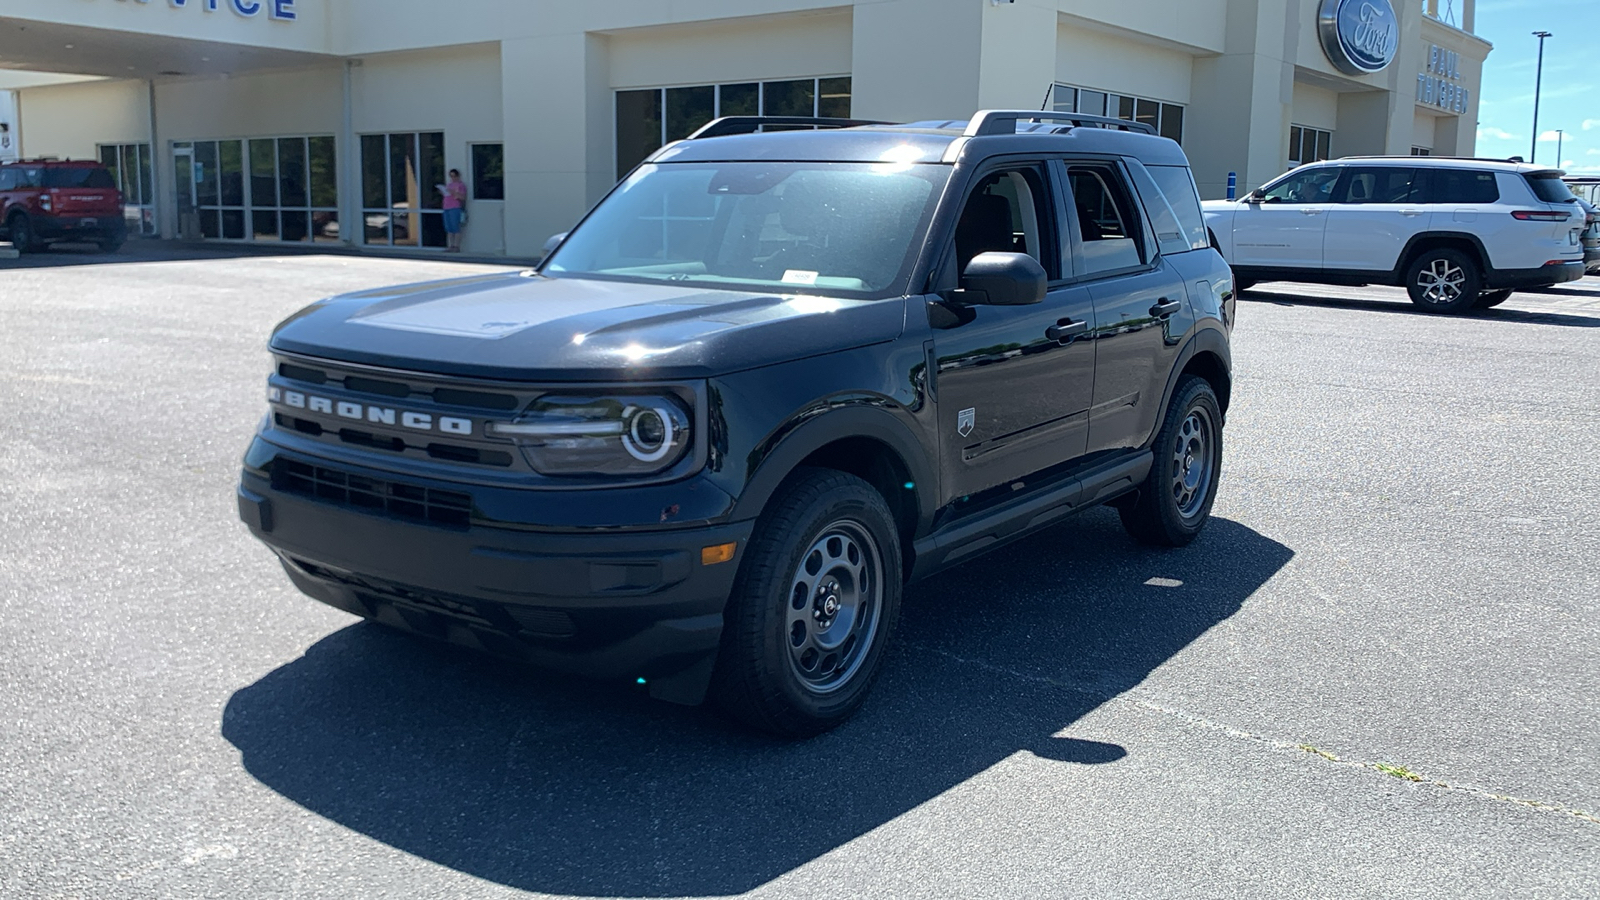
[1524,173,1574,203]
[43,167,117,189]
[1418,169,1499,204]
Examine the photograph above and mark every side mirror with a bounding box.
[1244,189,1265,203]
[541,231,569,258]
[957,252,1047,306]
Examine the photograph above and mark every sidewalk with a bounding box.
[0,237,539,271]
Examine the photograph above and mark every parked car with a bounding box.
[0,158,127,252]
[236,110,1236,736]
[1205,157,1586,312]
[1577,197,1600,275]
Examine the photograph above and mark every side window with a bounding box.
[0,169,14,191]
[16,167,41,189]
[1421,169,1499,204]
[1335,167,1417,204]
[1260,167,1340,204]
[1067,164,1145,276]
[953,166,1054,276]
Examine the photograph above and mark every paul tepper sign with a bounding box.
[1318,0,1399,76]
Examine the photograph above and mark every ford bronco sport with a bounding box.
[0,158,127,253]
[237,111,1235,736]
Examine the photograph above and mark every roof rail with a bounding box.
[685,116,891,140]
[964,110,1158,137]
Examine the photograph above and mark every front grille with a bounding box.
[274,459,473,528]
[276,361,520,411]
[273,414,513,467]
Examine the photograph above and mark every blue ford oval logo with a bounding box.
[1318,0,1399,75]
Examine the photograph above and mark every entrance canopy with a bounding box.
[0,16,337,80]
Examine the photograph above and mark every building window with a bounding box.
[361,131,446,249]
[178,136,337,243]
[471,143,504,201]
[1289,125,1332,168]
[1052,84,1184,143]
[615,76,851,180]
[98,143,155,235]
[1410,147,1431,156]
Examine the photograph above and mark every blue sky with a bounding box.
[1469,0,1600,172]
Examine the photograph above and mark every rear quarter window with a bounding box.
[1144,165,1209,252]
[1524,173,1575,203]
[1421,169,1498,204]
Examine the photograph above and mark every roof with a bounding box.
[1312,156,1562,175]
[650,110,1191,168]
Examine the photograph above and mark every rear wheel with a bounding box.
[7,213,39,253]
[1119,376,1223,547]
[98,235,126,253]
[1475,288,1513,309]
[1405,247,1482,313]
[711,468,902,738]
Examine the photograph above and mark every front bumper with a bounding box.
[237,444,753,705]
[1486,260,1586,290]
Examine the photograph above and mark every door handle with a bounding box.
[1149,298,1182,318]
[1299,207,1324,215]
[1399,209,1423,217]
[1045,318,1087,343]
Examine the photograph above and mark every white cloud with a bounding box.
[1583,119,1600,131]
[1538,130,1565,142]
[1477,126,1518,141]
[1562,159,1575,168]
[1588,148,1600,156]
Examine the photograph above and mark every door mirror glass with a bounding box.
[959,251,1047,305]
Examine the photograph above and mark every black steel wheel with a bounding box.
[8,213,39,253]
[1405,247,1482,313]
[1119,375,1223,547]
[711,468,902,737]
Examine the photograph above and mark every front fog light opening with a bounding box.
[623,404,676,463]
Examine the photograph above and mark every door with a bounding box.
[1321,166,1424,272]
[931,162,1097,501]
[172,146,197,240]
[1061,161,1187,455]
[1230,165,1341,269]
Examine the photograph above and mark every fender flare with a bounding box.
[729,404,938,529]
[1148,326,1232,449]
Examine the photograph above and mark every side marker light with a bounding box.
[701,542,737,566]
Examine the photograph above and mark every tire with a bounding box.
[98,236,125,253]
[1119,376,1224,547]
[7,213,39,253]
[711,468,903,737]
[1474,288,1513,309]
[1405,247,1482,313]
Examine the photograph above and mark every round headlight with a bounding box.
[623,404,676,462]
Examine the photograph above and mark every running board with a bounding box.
[908,450,1152,582]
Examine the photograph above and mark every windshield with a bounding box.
[545,162,949,296]
[43,167,117,189]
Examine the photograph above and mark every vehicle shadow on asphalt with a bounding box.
[222,510,1291,896]
[1242,288,1600,327]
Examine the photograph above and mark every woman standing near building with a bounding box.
[442,168,467,252]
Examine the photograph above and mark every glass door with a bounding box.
[172,144,197,241]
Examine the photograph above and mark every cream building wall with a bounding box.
[0,0,1493,256]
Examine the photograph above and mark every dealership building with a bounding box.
[0,0,1489,259]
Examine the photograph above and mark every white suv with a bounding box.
[1204,157,1587,313]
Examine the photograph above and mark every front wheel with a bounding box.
[1405,248,1482,313]
[1119,376,1223,547]
[1475,288,1513,309]
[711,468,902,737]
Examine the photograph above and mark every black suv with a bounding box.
[237,111,1235,736]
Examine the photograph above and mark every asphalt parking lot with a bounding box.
[2,245,1597,898]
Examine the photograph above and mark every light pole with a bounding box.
[1531,31,1552,163]
[1556,129,1566,164]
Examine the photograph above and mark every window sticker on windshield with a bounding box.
[781,270,819,285]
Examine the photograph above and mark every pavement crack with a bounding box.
[911,642,1600,828]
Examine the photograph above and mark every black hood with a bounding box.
[269,272,907,382]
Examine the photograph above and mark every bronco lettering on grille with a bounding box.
[268,386,474,435]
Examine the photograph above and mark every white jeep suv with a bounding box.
[1204,157,1587,313]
